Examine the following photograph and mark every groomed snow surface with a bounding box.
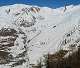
[0,4,80,68]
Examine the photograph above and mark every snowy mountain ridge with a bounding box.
[0,4,80,68]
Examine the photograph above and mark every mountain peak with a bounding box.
[0,4,80,68]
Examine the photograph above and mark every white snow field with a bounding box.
[0,4,80,68]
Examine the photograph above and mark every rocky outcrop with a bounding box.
[0,28,18,64]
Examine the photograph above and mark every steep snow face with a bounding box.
[0,4,80,68]
[59,25,80,58]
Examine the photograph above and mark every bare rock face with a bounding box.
[0,28,18,64]
[0,28,17,36]
[0,27,29,67]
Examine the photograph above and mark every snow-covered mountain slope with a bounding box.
[0,4,80,68]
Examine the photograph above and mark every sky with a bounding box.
[0,0,80,8]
